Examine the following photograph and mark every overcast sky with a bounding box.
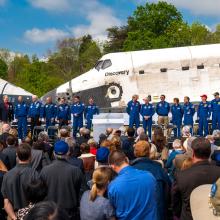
[0,0,220,57]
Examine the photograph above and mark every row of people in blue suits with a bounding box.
[15,95,99,139]
[71,96,99,137]
[127,92,220,138]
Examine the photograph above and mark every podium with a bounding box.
[92,113,125,141]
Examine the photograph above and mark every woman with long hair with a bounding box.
[80,167,115,220]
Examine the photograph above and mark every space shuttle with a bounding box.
[42,44,220,109]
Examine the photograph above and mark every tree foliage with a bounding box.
[103,26,128,54]
[78,35,102,73]
[6,35,102,97]
[104,1,220,52]
[123,1,187,50]
[0,59,8,79]
[191,22,211,45]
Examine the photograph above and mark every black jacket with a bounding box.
[0,152,10,170]
[0,102,14,122]
[2,146,16,170]
[122,137,135,160]
[40,159,85,209]
[1,163,39,210]
[172,160,220,220]
[0,132,10,148]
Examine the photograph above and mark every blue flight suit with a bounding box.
[126,100,141,128]
[57,104,71,128]
[171,104,183,138]
[211,98,220,130]
[140,103,155,138]
[183,102,195,134]
[84,104,99,130]
[15,102,28,139]
[42,103,57,128]
[156,101,170,116]
[197,101,211,136]
[28,101,43,134]
[71,102,85,137]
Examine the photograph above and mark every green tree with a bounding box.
[123,1,188,51]
[124,1,184,51]
[0,58,8,79]
[0,48,10,63]
[32,54,39,63]
[79,35,93,54]
[78,35,101,73]
[49,38,81,81]
[209,24,220,44]
[191,22,211,45]
[49,36,101,96]
[15,61,64,96]
[8,55,30,81]
[165,21,191,47]
[7,36,101,97]
[103,26,128,53]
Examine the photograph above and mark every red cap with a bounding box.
[200,94,207,99]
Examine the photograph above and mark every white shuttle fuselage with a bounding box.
[43,44,220,108]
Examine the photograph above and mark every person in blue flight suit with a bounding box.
[183,96,195,134]
[156,95,170,136]
[171,98,183,138]
[197,94,211,136]
[56,97,71,128]
[15,96,28,140]
[71,95,85,137]
[41,96,57,129]
[28,95,43,135]
[140,96,155,139]
[84,97,99,130]
[126,95,141,129]
[211,92,220,131]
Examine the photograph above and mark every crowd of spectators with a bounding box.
[0,123,220,220]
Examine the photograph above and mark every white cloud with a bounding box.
[148,0,220,17]
[28,0,71,12]
[72,12,121,40]
[24,28,69,43]
[26,0,122,42]
[71,2,122,40]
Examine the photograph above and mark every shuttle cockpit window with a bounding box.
[102,59,112,69]
[95,60,103,71]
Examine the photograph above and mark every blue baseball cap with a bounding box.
[96,147,110,163]
[54,140,69,155]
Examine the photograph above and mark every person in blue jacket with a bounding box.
[126,95,141,129]
[41,96,57,129]
[211,92,220,131]
[71,96,85,137]
[156,94,170,136]
[15,96,29,140]
[56,97,71,128]
[84,97,99,130]
[171,98,183,138]
[108,150,157,220]
[140,97,155,139]
[197,94,211,136]
[183,96,195,134]
[28,95,43,135]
